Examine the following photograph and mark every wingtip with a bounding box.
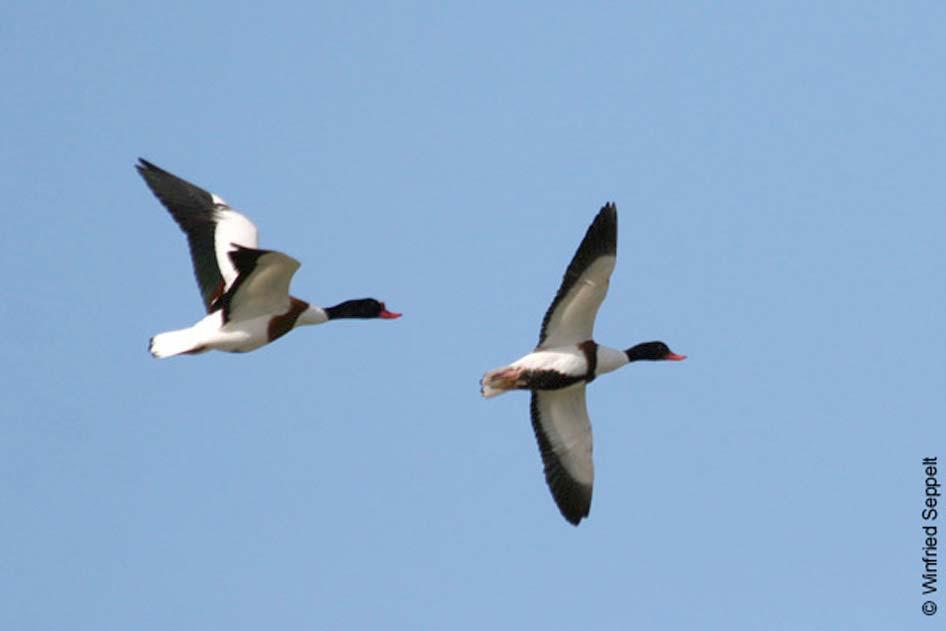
[135,157,163,175]
[556,492,591,526]
[598,202,618,224]
[564,514,584,527]
[586,201,618,254]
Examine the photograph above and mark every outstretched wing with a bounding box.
[213,246,300,323]
[136,158,259,311]
[530,386,594,525]
[537,203,617,349]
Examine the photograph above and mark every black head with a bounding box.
[625,341,686,362]
[325,298,402,320]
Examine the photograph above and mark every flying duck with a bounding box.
[480,203,685,525]
[137,158,401,358]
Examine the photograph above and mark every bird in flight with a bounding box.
[137,159,401,358]
[481,203,685,525]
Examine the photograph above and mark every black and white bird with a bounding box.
[480,203,685,525]
[137,159,401,358]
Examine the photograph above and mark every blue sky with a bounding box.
[2,2,945,629]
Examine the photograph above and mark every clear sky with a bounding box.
[3,2,944,629]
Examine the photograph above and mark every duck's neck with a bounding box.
[594,345,632,376]
[296,304,328,326]
[625,344,649,362]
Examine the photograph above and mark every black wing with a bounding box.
[137,158,228,310]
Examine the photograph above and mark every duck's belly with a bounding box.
[212,316,276,353]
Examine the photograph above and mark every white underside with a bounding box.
[150,305,327,358]
[533,384,594,486]
[539,255,616,349]
[480,344,628,397]
[150,312,276,357]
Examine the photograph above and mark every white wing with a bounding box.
[538,204,617,349]
[530,386,594,525]
[216,247,300,322]
[213,208,260,290]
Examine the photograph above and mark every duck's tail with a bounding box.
[148,327,207,358]
[480,366,520,398]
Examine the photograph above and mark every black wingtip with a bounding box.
[135,157,161,173]
[601,202,617,222]
[587,202,617,254]
[555,488,592,526]
[592,202,618,244]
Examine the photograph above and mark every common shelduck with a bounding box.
[480,203,685,525]
[137,159,401,358]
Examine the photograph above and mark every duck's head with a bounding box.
[326,298,402,320]
[625,341,686,362]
